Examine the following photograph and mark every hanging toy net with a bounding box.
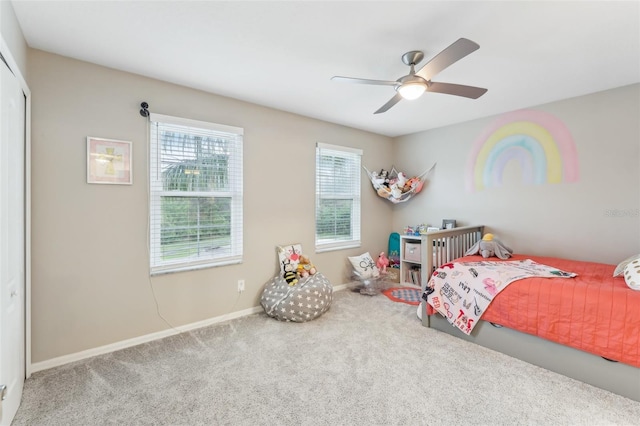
[363,163,435,204]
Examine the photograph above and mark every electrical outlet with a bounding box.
[237,279,245,293]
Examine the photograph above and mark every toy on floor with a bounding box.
[377,252,390,273]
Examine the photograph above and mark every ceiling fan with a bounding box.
[332,38,487,114]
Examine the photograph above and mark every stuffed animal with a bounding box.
[379,169,392,187]
[396,172,407,189]
[371,171,386,188]
[297,255,317,279]
[403,177,420,193]
[376,252,389,273]
[283,261,299,286]
[465,233,513,260]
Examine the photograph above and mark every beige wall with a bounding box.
[393,84,640,264]
[27,46,640,365]
[28,49,395,363]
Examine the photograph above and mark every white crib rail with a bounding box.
[420,225,484,327]
[423,225,485,287]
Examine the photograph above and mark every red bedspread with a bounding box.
[439,254,640,368]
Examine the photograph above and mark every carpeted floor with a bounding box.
[13,289,640,425]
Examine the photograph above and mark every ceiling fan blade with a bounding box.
[427,82,487,99]
[331,76,399,86]
[415,38,480,81]
[374,93,403,114]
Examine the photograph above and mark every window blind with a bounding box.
[149,113,243,274]
[315,142,362,252]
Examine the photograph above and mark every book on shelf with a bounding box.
[404,265,422,287]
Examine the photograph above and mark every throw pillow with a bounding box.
[277,243,302,274]
[348,252,380,279]
[614,253,640,277]
[623,259,640,291]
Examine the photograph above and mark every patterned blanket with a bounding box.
[423,259,576,335]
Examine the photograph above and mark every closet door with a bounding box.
[0,57,25,426]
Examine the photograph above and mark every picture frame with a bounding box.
[87,137,132,185]
[442,219,456,230]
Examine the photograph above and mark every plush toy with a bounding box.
[371,171,386,188]
[376,252,389,273]
[297,255,317,279]
[465,233,513,260]
[283,261,299,286]
[403,177,420,193]
[378,169,390,187]
[396,172,407,189]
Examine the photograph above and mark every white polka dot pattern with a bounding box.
[260,273,333,322]
[623,259,640,290]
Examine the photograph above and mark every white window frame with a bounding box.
[149,113,243,275]
[315,142,362,252]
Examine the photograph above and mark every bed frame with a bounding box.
[420,225,640,401]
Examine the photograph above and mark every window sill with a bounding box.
[315,242,361,253]
[151,258,242,276]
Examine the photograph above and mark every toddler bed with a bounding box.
[419,225,640,401]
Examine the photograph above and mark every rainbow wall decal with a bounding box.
[466,109,579,192]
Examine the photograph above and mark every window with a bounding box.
[315,143,362,252]
[149,113,243,274]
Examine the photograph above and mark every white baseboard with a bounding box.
[332,283,352,292]
[30,305,263,373]
[30,284,352,374]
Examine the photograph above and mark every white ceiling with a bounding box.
[11,1,640,137]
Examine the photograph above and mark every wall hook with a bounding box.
[139,102,149,117]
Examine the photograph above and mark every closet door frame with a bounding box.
[0,36,32,379]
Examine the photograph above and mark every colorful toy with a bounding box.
[464,233,513,260]
[282,261,299,286]
[277,244,301,273]
[364,164,436,204]
[388,232,400,268]
[404,177,421,193]
[297,254,317,278]
[377,252,390,273]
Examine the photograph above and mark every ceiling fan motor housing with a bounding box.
[402,50,424,66]
[396,56,429,100]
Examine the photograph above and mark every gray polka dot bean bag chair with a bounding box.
[261,272,333,322]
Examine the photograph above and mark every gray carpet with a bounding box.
[13,289,640,425]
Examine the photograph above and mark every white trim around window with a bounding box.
[149,113,243,275]
[315,142,362,252]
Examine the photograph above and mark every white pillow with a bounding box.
[348,252,380,279]
[614,253,640,277]
[623,259,640,291]
[277,243,302,274]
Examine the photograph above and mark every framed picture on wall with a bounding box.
[442,219,456,230]
[87,137,132,185]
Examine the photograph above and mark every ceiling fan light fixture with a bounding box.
[334,39,485,113]
[397,82,426,100]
